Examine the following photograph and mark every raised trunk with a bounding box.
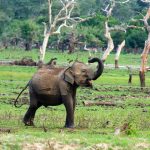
[88,57,104,80]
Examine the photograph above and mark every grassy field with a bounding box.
[1,49,150,149]
[0,48,143,65]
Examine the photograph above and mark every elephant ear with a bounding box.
[63,68,74,85]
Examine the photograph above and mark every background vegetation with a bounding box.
[0,0,149,53]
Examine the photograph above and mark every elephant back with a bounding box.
[31,68,64,95]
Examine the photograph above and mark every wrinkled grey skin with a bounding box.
[15,58,104,128]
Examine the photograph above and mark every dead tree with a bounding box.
[115,40,125,68]
[83,43,98,58]
[68,32,76,53]
[101,0,130,66]
[40,0,88,62]
[139,4,150,87]
[128,0,150,87]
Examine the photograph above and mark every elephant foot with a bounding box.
[23,119,34,126]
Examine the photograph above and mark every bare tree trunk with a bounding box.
[3,40,8,49]
[115,40,125,68]
[101,0,130,63]
[139,7,150,87]
[39,0,87,62]
[139,71,145,88]
[25,42,32,51]
[139,40,150,87]
[102,22,114,62]
[128,74,132,84]
[40,33,50,62]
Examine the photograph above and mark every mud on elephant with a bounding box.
[14,58,104,128]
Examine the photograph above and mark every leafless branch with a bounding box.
[48,0,52,25]
[143,8,150,30]
[69,16,93,23]
[102,0,130,17]
[115,0,130,4]
[42,22,47,36]
[111,23,145,31]
[59,0,65,7]
[109,25,127,32]
[52,0,75,28]
[127,25,145,30]
[101,4,110,13]
[102,1,115,17]
[101,0,130,62]
[53,23,73,34]
[140,0,150,3]
[40,0,91,61]
[136,11,145,18]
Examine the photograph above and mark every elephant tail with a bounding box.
[14,81,30,108]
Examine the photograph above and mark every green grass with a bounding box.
[0,48,144,65]
[1,49,150,149]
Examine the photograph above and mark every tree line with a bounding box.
[0,0,148,53]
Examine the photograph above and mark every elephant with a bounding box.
[14,57,104,128]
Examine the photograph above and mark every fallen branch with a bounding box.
[11,58,37,66]
[0,128,11,133]
[82,101,116,107]
[0,58,57,67]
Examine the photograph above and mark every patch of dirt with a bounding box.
[135,142,150,150]
[94,95,150,102]
[85,143,123,150]
[0,128,13,133]
[22,141,80,150]
[94,85,150,94]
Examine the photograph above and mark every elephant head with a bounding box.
[63,58,104,87]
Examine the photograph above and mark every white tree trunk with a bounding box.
[101,0,130,63]
[140,40,150,72]
[40,33,50,62]
[102,22,114,62]
[139,40,150,87]
[115,40,125,68]
[39,0,87,62]
[139,7,150,87]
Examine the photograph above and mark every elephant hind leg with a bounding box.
[23,104,41,126]
[23,89,41,126]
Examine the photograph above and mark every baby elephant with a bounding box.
[15,58,104,128]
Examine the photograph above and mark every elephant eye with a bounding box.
[82,69,87,73]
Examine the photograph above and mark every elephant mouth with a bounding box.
[81,80,93,87]
[87,80,92,87]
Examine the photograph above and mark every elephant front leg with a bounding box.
[62,95,74,128]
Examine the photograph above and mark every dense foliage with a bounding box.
[0,0,148,52]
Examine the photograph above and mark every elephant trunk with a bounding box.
[88,57,104,80]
